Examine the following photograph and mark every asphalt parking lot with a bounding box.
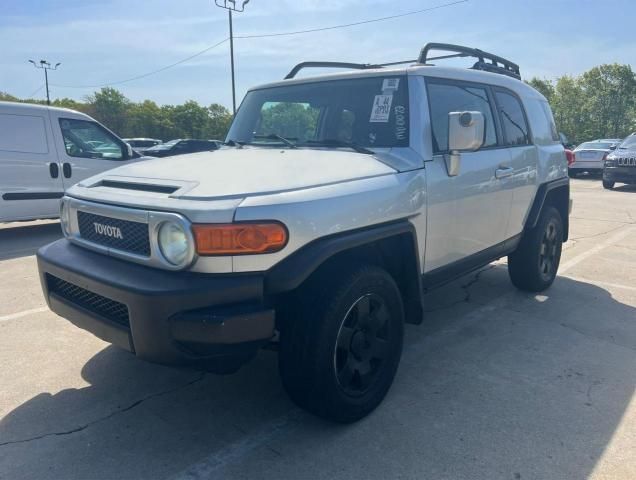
[1,178,635,480]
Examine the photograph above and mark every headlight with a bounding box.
[158,221,191,266]
[605,158,617,167]
[60,200,71,236]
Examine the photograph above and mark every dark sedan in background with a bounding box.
[144,139,220,157]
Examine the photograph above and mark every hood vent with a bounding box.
[99,180,179,194]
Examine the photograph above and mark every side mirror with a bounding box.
[125,142,133,159]
[609,145,617,150]
[444,111,485,176]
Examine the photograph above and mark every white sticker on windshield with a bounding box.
[370,94,393,123]
[382,78,400,93]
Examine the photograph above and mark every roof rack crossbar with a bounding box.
[284,59,416,79]
[418,43,521,80]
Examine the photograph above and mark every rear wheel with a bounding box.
[279,264,404,423]
[602,180,615,189]
[508,206,563,292]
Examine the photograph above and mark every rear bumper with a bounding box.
[37,239,275,372]
[603,166,636,184]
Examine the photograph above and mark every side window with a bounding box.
[540,101,560,142]
[59,118,124,159]
[495,91,530,146]
[0,113,49,154]
[427,81,497,153]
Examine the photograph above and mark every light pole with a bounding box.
[214,0,250,115]
[28,59,61,105]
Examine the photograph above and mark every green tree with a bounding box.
[169,100,210,138]
[85,87,130,135]
[527,78,555,104]
[206,103,233,140]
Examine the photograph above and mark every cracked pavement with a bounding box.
[1,179,636,480]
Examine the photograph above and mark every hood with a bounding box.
[79,147,396,200]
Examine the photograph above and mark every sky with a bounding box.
[1,0,635,109]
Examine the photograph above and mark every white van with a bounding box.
[0,101,145,223]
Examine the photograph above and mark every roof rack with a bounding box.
[284,59,416,79]
[419,43,521,80]
[283,43,520,80]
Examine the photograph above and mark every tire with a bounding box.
[602,180,615,189]
[279,264,404,423]
[508,206,563,292]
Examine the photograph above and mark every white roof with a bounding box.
[249,64,545,101]
[0,100,94,121]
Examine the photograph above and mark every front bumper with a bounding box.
[37,239,275,372]
[603,166,636,184]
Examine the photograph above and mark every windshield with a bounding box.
[577,142,613,150]
[227,75,409,149]
[618,136,636,149]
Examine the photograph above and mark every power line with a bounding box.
[52,38,229,89]
[27,85,45,98]
[236,0,468,38]
[50,0,467,90]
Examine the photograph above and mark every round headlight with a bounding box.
[158,221,190,266]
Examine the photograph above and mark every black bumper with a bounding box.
[604,167,636,184]
[37,240,274,372]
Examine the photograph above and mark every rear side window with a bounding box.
[495,91,530,146]
[0,113,49,154]
[540,101,560,142]
[427,81,498,153]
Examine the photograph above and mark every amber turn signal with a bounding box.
[192,223,288,255]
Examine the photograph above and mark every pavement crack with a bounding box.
[569,224,626,241]
[0,372,206,448]
[424,265,496,313]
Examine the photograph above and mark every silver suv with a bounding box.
[37,44,570,422]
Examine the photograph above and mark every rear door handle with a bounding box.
[495,166,513,179]
[49,163,59,178]
[62,163,72,179]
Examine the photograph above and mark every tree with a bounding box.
[527,78,555,104]
[85,87,130,135]
[169,100,210,138]
[206,103,233,140]
[259,102,319,141]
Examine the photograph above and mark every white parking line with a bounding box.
[560,225,636,273]
[0,307,48,322]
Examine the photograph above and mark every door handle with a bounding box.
[62,163,72,179]
[49,163,59,179]
[495,166,513,179]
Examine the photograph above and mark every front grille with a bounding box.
[47,275,130,327]
[77,211,150,256]
[617,157,636,167]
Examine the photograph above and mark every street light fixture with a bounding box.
[215,0,250,115]
[28,59,61,105]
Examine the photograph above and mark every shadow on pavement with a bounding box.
[0,222,62,260]
[0,269,634,479]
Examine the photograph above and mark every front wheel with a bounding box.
[602,180,615,189]
[508,206,563,292]
[279,264,404,423]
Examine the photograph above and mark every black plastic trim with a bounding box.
[422,234,521,290]
[526,177,569,230]
[265,220,421,294]
[2,192,64,201]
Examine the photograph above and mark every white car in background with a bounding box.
[570,138,622,176]
[0,101,147,223]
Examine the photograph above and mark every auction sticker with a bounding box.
[370,94,393,123]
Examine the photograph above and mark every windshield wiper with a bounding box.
[224,139,245,148]
[302,139,375,155]
[253,133,297,148]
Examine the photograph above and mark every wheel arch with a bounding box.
[525,178,570,241]
[265,220,424,325]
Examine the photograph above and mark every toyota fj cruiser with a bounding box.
[37,43,570,422]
